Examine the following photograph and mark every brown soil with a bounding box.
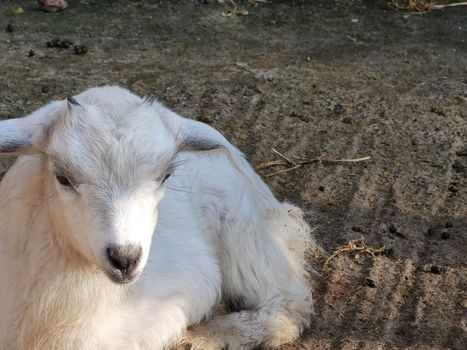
[0,1,466,349]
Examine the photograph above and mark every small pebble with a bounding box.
[383,247,395,258]
[452,161,465,173]
[333,103,344,114]
[389,224,405,238]
[74,44,88,55]
[5,24,14,33]
[430,265,441,274]
[365,278,376,288]
[426,227,436,236]
[440,231,450,240]
[38,0,68,12]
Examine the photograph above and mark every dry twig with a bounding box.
[219,0,267,16]
[323,235,385,270]
[220,0,238,16]
[255,148,370,177]
[391,0,467,12]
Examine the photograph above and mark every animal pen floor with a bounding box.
[0,0,466,349]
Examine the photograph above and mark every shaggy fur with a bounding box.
[0,86,314,350]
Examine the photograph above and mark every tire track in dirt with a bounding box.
[365,259,417,344]
[317,117,442,348]
[397,266,467,350]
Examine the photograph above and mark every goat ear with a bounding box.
[0,118,34,154]
[176,118,230,153]
[0,101,63,155]
[176,117,258,185]
[154,105,257,186]
[152,100,230,153]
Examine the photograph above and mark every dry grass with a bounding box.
[323,235,385,271]
[217,0,268,16]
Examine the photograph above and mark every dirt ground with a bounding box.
[0,0,466,349]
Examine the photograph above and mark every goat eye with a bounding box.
[56,174,72,187]
[161,173,171,183]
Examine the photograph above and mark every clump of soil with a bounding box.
[46,38,73,49]
[74,44,88,55]
[46,39,88,55]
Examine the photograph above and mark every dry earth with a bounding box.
[0,0,466,349]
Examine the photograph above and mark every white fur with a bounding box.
[0,86,315,350]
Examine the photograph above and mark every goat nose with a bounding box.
[106,244,142,275]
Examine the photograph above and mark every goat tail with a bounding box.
[268,203,316,280]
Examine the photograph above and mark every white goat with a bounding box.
[0,86,314,350]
